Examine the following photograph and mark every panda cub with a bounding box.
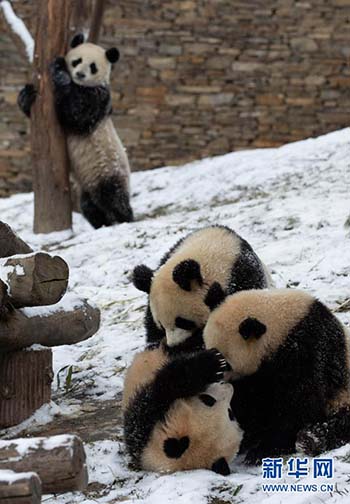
[123,343,242,474]
[18,33,133,229]
[203,286,350,463]
[132,225,272,351]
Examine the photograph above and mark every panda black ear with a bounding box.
[106,47,120,64]
[70,33,85,48]
[212,457,230,475]
[239,317,266,340]
[204,282,226,311]
[132,265,153,293]
[164,436,190,458]
[173,260,203,291]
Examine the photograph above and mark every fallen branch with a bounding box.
[0,0,34,63]
[1,253,69,308]
[0,470,42,504]
[0,435,87,494]
[0,222,33,258]
[0,294,100,351]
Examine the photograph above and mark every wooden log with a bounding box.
[0,435,88,494]
[1,253,69,308]
[31,0,72,234]
[0,470,42,504]
[0,296,100,351]
[0,223,32,259]
[0,349,52,428]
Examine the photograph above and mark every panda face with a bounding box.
[204,289,314,377]
[141,382,242,473]
[150,275,209,347]
[66,43,113,87]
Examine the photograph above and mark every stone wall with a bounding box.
[1,0,350,196]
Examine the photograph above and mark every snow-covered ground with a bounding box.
[0,128,350,503]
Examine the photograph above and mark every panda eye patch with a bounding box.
[90,63,98,74]
[175,317,196,331]
[199,394,216,407]
[72,58,82,67]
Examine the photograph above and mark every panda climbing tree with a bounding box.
[2,0,132,233]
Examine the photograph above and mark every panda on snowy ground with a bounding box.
[202,286,350,464]
[122,341,242,474]
[132,225,273,352]
[18,33,133,229]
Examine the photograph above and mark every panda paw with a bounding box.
[195,349,229,384]
[17,84,37,118]
[50,57,71,86]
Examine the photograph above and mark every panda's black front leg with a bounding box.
[150,349,228,408]
[50,57,72,93]
[17,84,37,118]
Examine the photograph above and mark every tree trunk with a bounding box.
[0,349,53,428]
[31,0,73,234]
[0,222,32,258]
[0,298,100,352]
[70,0,93,39]
[89,0,106,43]
[1,253,69,308]
[0,436,88,494]
[0,470,42,504]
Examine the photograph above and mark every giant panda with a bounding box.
[132,225,273,351]
[17,33,133,229]
[202,286,350,463]
[123,342,242,474]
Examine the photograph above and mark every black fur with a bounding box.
[205,282,227,312]
[105,47,120,63]
[132,265,153,294]
[124,349,227,467]
[212,457,230,475]
[297,406,350,456]
[239,318,267,340]
[50,57,112,136]
[82,176,133,229]
[173,259,203,291]
[17,84,37,118]
[71,33,85,48]
[163,437,190,458]
[141,226,269,346]
[228,237,269,292]
[230,300,349,464]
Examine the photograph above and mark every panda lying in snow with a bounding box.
[123,342,242,474]
[18,33,133,229]
[132,225,273,351]
[203,286,350,464]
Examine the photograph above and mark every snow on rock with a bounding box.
[0,128,349,503]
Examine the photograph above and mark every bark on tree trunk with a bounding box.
[0,436,88,494]
[0,349,53,428]
[89,0,106,43]
[0,470,42,504]
[1,253,69,308]
[31,0,73,234]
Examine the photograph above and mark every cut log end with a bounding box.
[0,435,88,494]
[0,470,42,504]
[3,252,69,308]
